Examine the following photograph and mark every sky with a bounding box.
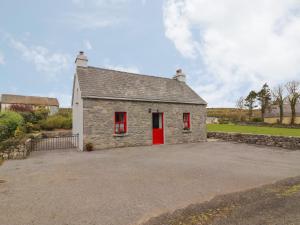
[1,0,300,107]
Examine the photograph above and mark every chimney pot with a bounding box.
[75,51,88,67]
[173,68,186,83]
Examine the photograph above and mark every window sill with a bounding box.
[182,130,192,133]
[113,133,128,137]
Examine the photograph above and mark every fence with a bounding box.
[30,134,79,151]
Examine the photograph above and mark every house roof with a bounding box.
[265,103,300,117]
[0,94,59,106]
[76,66,207,105]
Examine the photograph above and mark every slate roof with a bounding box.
[76,66,207,105]
[0,94,59,106]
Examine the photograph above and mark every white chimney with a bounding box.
[75,51,88,67]
[173,69,186,82]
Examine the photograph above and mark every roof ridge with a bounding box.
[85,66,175,81]
[1,93,57,100]
[76,66,207,105]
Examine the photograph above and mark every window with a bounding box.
[115,112,127,134]
[183,113,190,130]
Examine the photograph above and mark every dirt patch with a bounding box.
[142,176,300,225]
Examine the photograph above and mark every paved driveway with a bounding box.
[1,141,300,225]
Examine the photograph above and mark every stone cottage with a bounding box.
[72,52,207,151]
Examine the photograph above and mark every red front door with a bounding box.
[152,113,164,145]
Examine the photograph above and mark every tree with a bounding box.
[272,84,285,124]
[236,97,245,121]
[236,97,245,110]
[285,81,300,125]
[244,91,257,119]
[257,83,271,121]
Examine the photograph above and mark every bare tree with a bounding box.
[235,97,245,121]
[236,97,245,109]
[272,84,285,124]
[285,81,300,125]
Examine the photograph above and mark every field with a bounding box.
[207,124,300,137]
[207,108,261,120]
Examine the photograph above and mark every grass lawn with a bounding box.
[207,124,300,137]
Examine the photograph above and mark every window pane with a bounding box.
[153,113,162,129]
[159,113,162,128]
[116,112,124,123]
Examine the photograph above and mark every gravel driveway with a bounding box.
[1,141,300,225]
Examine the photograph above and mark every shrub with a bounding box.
[24,122,39,133]
[14,126,26,138]
[57,108,72,118]
[218,117,230,124]
[85,142,94,151]
[0,111,24,141]
[34,107,50,121]
[251,117,263,122]
[20,111,37,124]
[40,115,72,130]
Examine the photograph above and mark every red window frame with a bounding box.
[114,112,127,134]
[183,113,190,130]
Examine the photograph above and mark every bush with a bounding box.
[14,126,26,138]
[85,142,94,151]
[0,112,24,141]
[40,115,72,130]
[251,117,263,122]
[34,107,50,121]
[218,117,230,124]
[20,111,37,124]
[57,108,72,118]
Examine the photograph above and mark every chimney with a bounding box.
[173,69,186,82]
[75,51,88,67]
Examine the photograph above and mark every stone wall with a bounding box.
[83,99,207,150]
[0,139,31,160]
[42,130,72,138]
[208,132,300,150]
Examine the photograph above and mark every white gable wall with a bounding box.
[72,74,84,151]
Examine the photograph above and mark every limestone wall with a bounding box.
[0,139,31,160]
[208,132,300,150]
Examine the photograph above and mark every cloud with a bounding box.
[0,51,4,65]
[84,40,93,50]
[63,12,120,30]
[9,38,70,76]
[64,0,129,30]
[105,64,140,74]
[163,0,300,107]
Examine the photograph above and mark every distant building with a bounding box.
[264,103,300,124]
[72,51,207,151]
[0,94,59,115]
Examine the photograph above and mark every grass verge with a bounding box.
[207,124,300,137]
